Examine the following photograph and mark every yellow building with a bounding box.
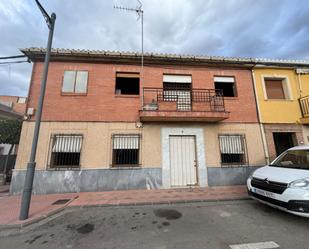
[252,65,309,161]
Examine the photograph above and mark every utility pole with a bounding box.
[19,0,56,220]
[114,0,144,108]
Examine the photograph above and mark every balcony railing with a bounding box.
[299,95,309,118]
[140,88,229,122]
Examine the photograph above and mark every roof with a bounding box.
[21,47,309,68]
[0,103,23,120]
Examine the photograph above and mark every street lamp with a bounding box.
[19,0,56,220]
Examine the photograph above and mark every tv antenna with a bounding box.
[114,0,144,108]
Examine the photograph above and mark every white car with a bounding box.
[247,145,309,217]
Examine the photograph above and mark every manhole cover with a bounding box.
[52,199,70,205]
[154,209,182,220]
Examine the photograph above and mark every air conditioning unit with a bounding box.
[27,107,35,116]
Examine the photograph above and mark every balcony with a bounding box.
[299,95,309,124]
[139,88,229,122]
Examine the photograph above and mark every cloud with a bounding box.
[0,0,308,96]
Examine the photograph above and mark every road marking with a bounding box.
[230,241,280,249]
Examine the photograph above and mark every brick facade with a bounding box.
[264,123,304,161]
[27,61,258,123]
[0,96,26,115]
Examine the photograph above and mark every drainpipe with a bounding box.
[251,68,270,165]
[296,69,303,97]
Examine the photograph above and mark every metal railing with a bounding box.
[142,88,225,112]
[299,95,309,117]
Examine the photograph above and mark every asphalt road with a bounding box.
[0,200,308,249]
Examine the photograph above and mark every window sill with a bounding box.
[221,164,248,168]
[264,99,294,102]
[109,165,141,169]
[61,92,88,96]
[47,167,81,171]
[115,94,140,98]
[224,97,239,100]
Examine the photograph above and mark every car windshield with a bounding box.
[271,149,309,170]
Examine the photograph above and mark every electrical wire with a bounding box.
[0,60,30,65]
[0,55,27,60]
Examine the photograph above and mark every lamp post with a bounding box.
[19,0,56,220]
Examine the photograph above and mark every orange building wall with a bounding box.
[27,61,258,123]
[0,95,27,114]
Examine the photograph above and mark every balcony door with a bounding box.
[163,75,192,111]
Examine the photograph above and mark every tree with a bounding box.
[0,120,22,177]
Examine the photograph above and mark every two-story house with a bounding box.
[11,48,267,194]
[252,62,309,162]
[0,96,26,177]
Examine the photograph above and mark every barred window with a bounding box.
[218,134,248,166]
[62,70,88,93]
[48,134,83,169]
[112,134,141,167]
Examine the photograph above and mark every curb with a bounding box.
[73,195,250,209]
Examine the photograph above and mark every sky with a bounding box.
[0,0,309,97]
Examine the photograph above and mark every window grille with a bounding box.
[48,134,83,169]
[161,82,192,110]
[112,134,141,167]
[218,134,248,166]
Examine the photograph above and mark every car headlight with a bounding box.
[288,178,309,190]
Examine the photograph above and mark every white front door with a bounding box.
[169,135,198,187]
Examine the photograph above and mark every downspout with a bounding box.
[296,69,303,97]
[251,68,270,165]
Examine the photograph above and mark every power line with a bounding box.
[0,55,27,60]
[0,60,30,65]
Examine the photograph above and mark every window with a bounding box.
[214,76,237,97]
[163,75,192,110]
[219,134,248,166]
[62,70,88,93]
[112,134,141,167]
[264,78,289,100]
[115,72,140,95]
[49,134,83,169]
[17,97,26,104]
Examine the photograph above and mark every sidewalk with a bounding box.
[0,193,78,227]
[0,185,10,198]
[0,185,248,227]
